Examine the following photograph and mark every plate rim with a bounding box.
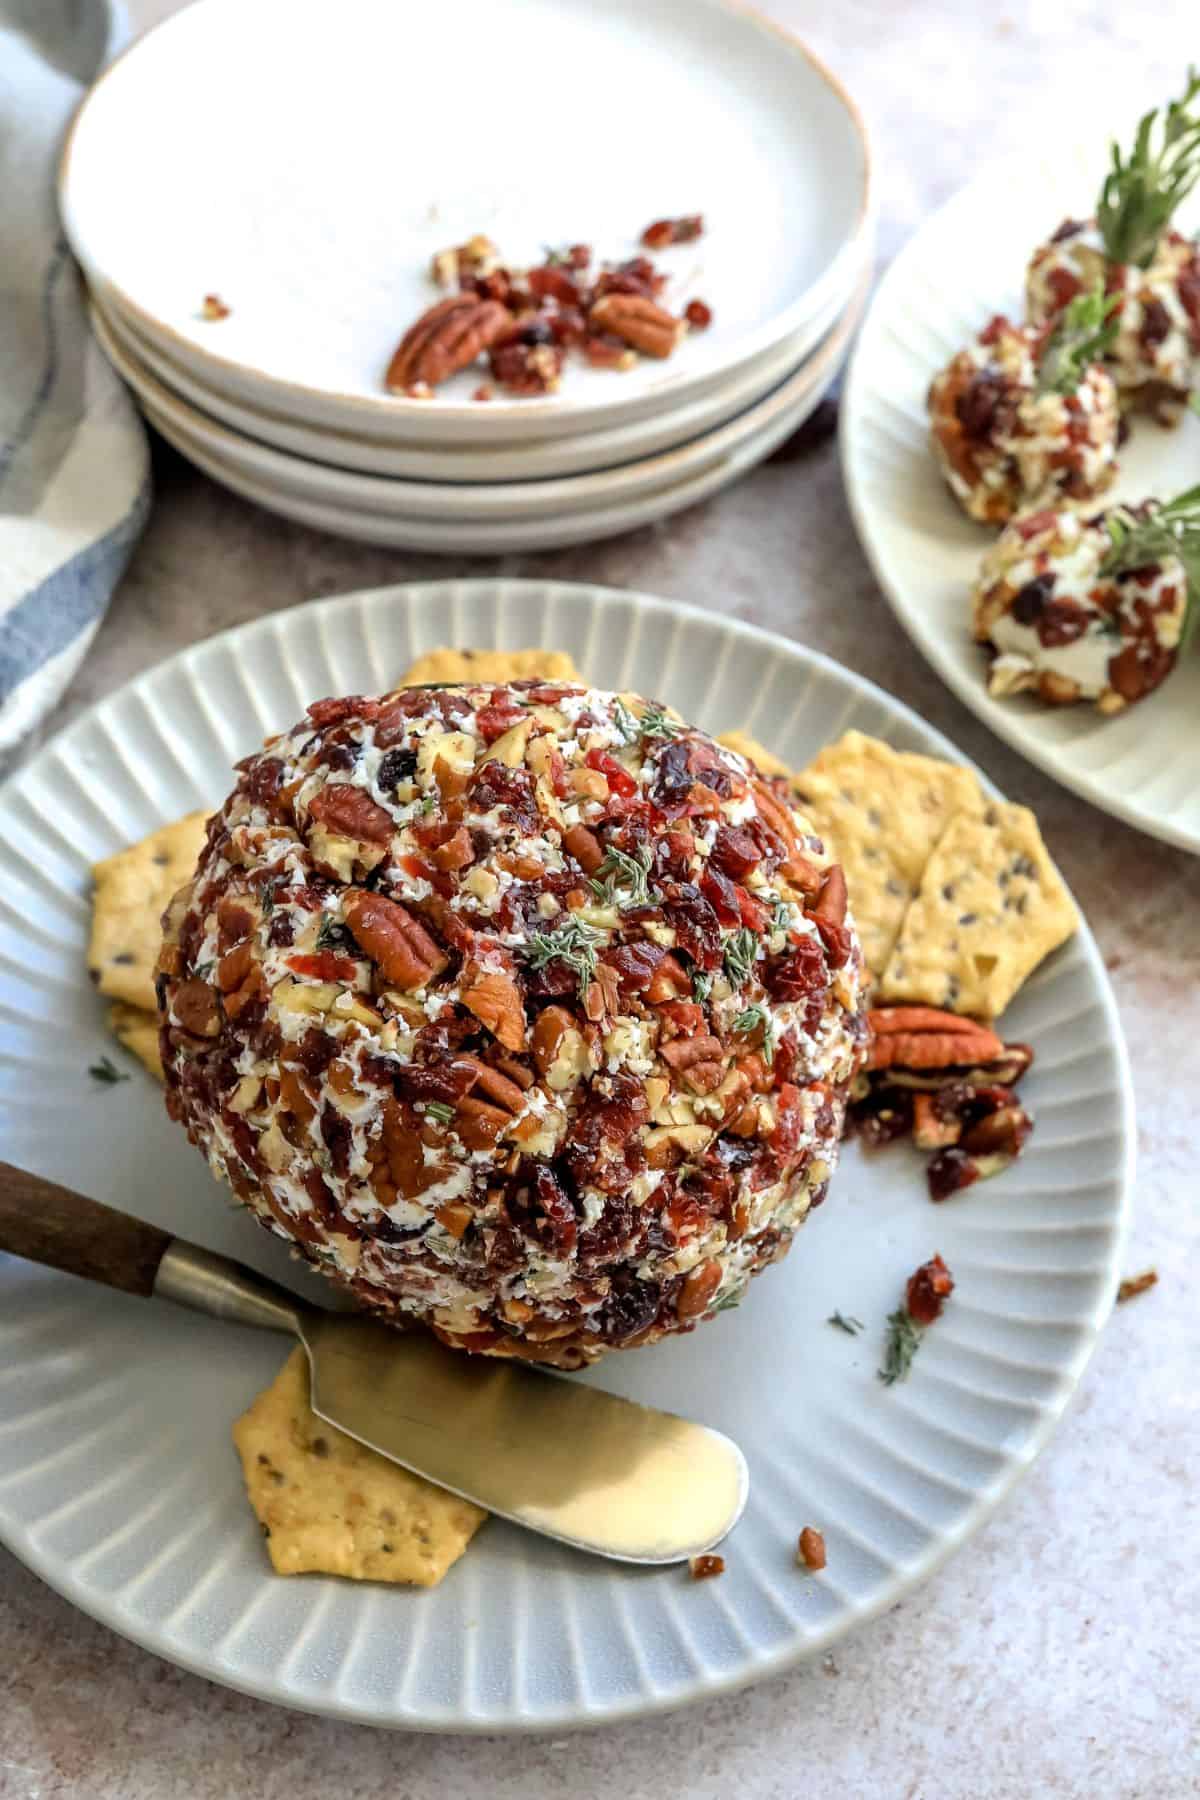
[839,153,1200,856]
[58,0,873,437]
[0,577,1136,1731]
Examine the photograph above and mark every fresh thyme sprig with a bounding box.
[733,1003,775,1064]
[89,1053,130,1086]
[1036,285,1120,394]
[523,916,604,1001]
[1100,483,1200,647]
[424,1100,456,1125]
[692,969,713,1004]
[315,913,352,952]
[1097,68,1200,267]
[878,1308,923,1385]
[722,926,759,989]
[590,843,656,909]
[638,702,682,740]
[827,1311,864,1336]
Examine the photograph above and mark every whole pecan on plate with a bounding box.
[851,1005,1034,1199]
[385,294,511,394]
[587,293,685,359]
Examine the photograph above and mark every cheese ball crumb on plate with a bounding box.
[927,302,1120,524]
[157,681,868,1367]
[972,496,1195,711]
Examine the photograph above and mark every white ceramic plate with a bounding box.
[0,580,1132,1731]
[841,136,1200,854]
[60,0,870,443]
[106,317,852,553]
[90,274,865,522]
[95,235,869,483]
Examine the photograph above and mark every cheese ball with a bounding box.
[1026,221,1200,422]
[927,314,1119,525]
[159,681,868,1367]
[972,505,1187,711]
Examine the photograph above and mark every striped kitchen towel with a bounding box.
[0,0,150,757]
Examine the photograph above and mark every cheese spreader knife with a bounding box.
[0,1161,748,1564]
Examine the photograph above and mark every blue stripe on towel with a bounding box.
[0,471,151,692]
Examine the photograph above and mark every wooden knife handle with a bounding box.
[0,1160,173,1298]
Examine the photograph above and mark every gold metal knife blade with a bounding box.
[301,1310,748,1563]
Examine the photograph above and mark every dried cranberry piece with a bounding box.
[1038,600,1090,647]
[296,1026,337,1079]
[525,956,581,998]
[585,748,638,797]
[700,865,742,927]
[242,756,284,810]
[1141,297,1171,348]
[468,761,540,831]
[600,1274,663,1343]
[1049,217,1084,244]
[528,263,581,306]
[684,298,713,330]
[394,1060,478,1105]
[528,1165,579,1258]
[377,747,417,789]
[606,939,667,996]
[956,372,1005,439]
[710,825,760,881]
[765,935,828,1004]
[662,883,722,970]
[1011,574,1054,624]
[815,916,852,970]
[906,1253,955,1323]
[320,1106,353,1180]
[927,1147,980,1201]
[307,696,377,728]
[267,910,296,948]
[303,1167,340,1229]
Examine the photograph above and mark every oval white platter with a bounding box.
[0,581,1132,1731]
[841,134,1200,854]
[60,0,869,444]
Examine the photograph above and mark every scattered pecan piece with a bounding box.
[343,890,447,990]
[689,1553,725,1580]
[587,293,684,359]
[174,977,220,1037]
[200,294,229,321]
[641,215,704,249]
[430,233,499,289]
[1116,1270,1158,1304]
[676,1259,722,1318]
[385,295,511,393]
[685,298,713,330]
[865,1006,1005,1072]
[797,1526,826,1571]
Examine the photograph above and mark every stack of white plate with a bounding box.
[61,0,872,554]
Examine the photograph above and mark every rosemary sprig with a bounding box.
[1100,484,1200,648]
[878,1308,923,1385]
[733,1003,775,1064]
[638,702,682,740]
[827,1311,864,1336]
[722,926,759,989]
[1036,285,1120,394]
[315,913,351,952]
[523,916,604,1001]
[692,969,713,1004]
[89,1054,130,1086]
[590,843,656,908]
[611,697,640,744]
[1097,68,1200,267]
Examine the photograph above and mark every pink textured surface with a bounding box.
[3,2,1199,1794]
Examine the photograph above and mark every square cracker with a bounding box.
[88,812,209,1012]
[397,647,583,686]
[233,1347,487,1586]
[790,732,984,979]
[878,800,1078,1020]
[108,1001,164,1081]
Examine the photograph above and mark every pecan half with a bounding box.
[865,1006,1004,1071]
[385,295,511,392]
[461,966,527,1051]
[343,890,447,990]
[587,293,684,359]
[307,784,394,845]
[677,1259,722,1318]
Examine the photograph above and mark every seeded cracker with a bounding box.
[233,1347,487,1585]
[88,812,209,1012]
[878,801,1077,1019]
[397,647,583,686]
[790,733,984,979]
[108,1000,164,1081]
